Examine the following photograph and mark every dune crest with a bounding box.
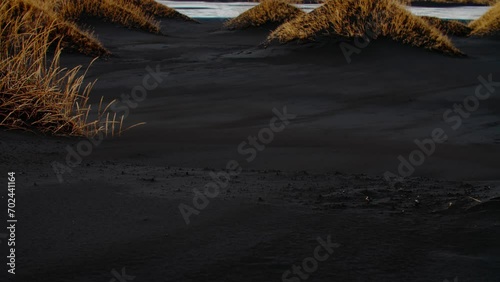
[469,2,500,35]
[421,16,472,36]
[267,0,464,56]
[224,0,305,30]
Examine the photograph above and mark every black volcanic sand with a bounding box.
[1,19,500,281]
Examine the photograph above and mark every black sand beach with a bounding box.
[1,18,500,281]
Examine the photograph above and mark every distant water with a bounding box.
[408,6,489,20]
[157,0,489,20]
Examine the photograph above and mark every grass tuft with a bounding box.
[0,0,192,136]
[469,2,500,35]
[421,16,472,36]
[1,2,124,136]
[2,0,109,56]
[51,0,162,34]
[123,0,197,22]
[225,0,305,30]
[267,0,464,56]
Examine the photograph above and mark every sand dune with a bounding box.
[1,15,499,281]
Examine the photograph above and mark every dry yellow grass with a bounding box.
[124,0,196,22]
[469,2,500,35]
[0,0,189,136]
[51,0,161,34]
[224,0,305,29]
[3,0,194,56]
[2,0,109,56]
[267,0,463,56]
[0,2,123,136]
[421,16,472,36]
